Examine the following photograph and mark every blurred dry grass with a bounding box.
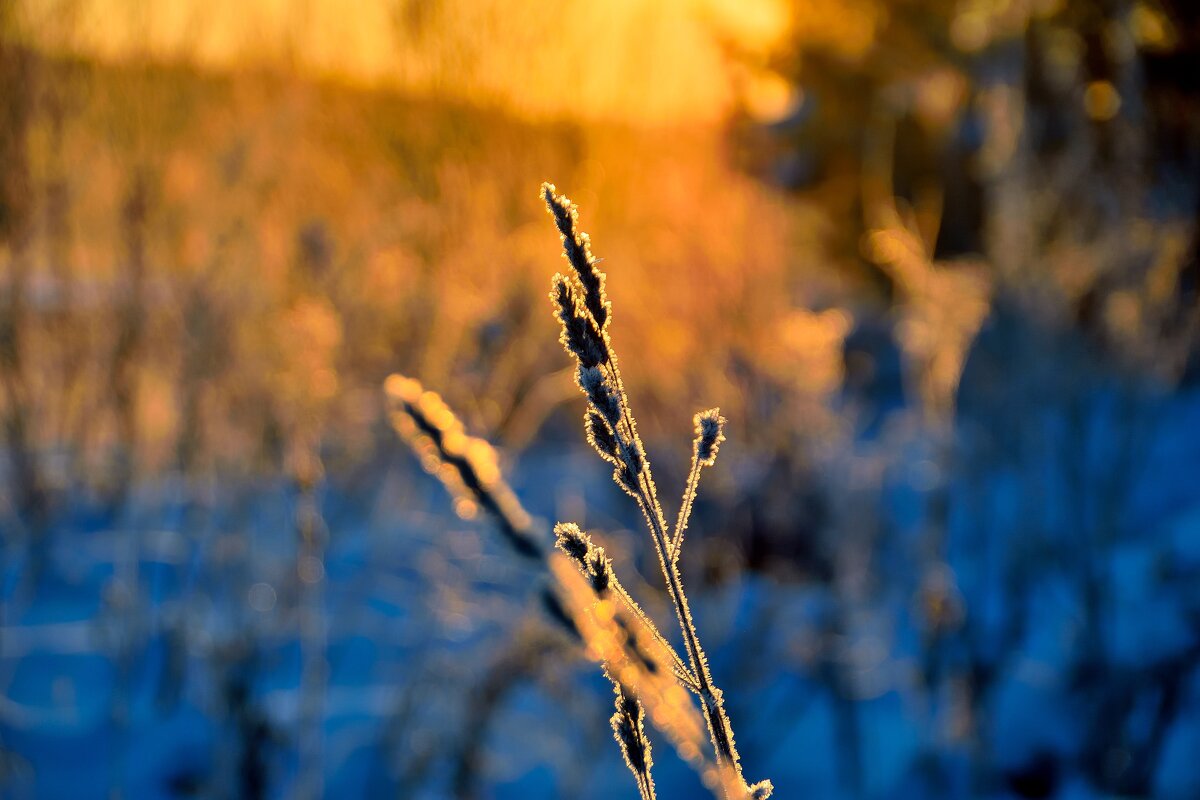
[2,50,849,492]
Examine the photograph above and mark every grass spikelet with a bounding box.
[587,546,612,594]
[551,274,608,368]
[611,682,657,800]
[385,373,541,559]
[748,781,775,799]
[614,460,642,499]
[554,521,592,565]
[670,408,726,561]
[585,409,621,465]
[694,408,726,467]
[576,365,623,428]
[552,521,612,595]
[542,182,610,330]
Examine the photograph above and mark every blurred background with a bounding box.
[1,0,1200,797]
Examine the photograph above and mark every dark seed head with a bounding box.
[551,275,606,368]
[623,441,644,476]
[586,410,621,464]
[610,685,651,778]
[749,780,774,799]
[587,547,611,594]
[694,408,726,466]
[542,183,609,330]
[553,522,591,566]
[614,461,641,498]
[579,366,622,427]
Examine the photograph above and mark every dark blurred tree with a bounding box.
[733,0,1200,350]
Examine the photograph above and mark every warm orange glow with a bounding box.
[1084,80,1122,121]
[17,0,792,124]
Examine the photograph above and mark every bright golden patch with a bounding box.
[1084,80,1121,121]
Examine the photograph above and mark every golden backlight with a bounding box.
[19,0,791,124]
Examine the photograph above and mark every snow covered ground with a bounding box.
[3,379,1200,799]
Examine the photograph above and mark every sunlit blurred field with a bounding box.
[3,1,1200,798]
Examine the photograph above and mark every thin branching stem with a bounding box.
[611,578,700,693]
[543,182,767,798]
[604,352,746,788]
[670,450,703,561]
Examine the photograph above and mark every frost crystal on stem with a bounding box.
[543,182,771,800]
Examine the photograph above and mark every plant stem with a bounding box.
[605,354,746,793]
[670,451,703,561]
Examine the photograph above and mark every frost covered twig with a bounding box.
[543,183,771,800]
[383,183,770,800]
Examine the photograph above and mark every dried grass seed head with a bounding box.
[622,440,644,476]
[614,460,642,499]
[586,409,622,465]
[611,685,654,781]
[694,408,726,466]
[748,780,775,799]
[587,547,612,594]
[553,522,611,595]
[385,372,539,556]
[577,365,622,427]
[541,182,610,330]
[551,274,607,368]
[554,522,591,566]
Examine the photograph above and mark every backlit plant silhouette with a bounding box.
[386,183,771,799]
